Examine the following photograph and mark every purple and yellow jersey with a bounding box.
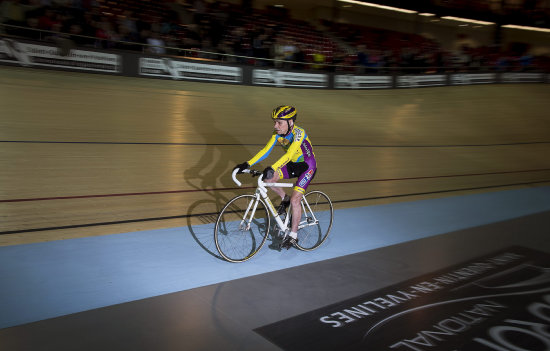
[247,124,315,171]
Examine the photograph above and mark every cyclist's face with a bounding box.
[274,119,289,135]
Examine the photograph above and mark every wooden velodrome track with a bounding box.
[1,66,550,247]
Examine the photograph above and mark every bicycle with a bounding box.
[214,168,334,263]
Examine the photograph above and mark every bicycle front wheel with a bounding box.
[295,191,333,251]
[214,194,270,262]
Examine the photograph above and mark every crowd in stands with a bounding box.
[0,0,334,67]
[0,0,548,72]
[323,19,549,73]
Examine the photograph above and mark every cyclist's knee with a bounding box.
[267,173,279,182]
[290,192,302,207]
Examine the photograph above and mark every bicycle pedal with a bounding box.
[280,237,297,250]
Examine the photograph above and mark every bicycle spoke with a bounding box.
[295,191,333,251]
[215,195,270,262]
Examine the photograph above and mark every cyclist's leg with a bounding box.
[266,168,286,200]
[290,190,303,233]
[291,167,316,233]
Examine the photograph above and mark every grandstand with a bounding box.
[1,0,548,71]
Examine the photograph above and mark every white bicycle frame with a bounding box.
[231,168,318,235]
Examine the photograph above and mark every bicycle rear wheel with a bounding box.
[294,191,333,251]
[214,194,270,262]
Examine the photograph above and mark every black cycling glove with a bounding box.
[262,167,274,180]
[234,162,250,174]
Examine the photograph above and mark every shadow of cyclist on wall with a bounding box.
[182,107,254,259]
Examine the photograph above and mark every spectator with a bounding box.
[199,37,214,58]
[496,52,511,72]
[209,2,228,46]
[331,50,346,72]
[293,44,305,70]
[191,0,207,24]
[146,31,166,54]
[230,26,250,63]
[216,37,235,62]
[1,0,26,27]
[282,38,296,61]
[117,23,140,51]
[519,53,533,71]
[20,16,42,40]
[312,49,325,70]
[356,44,369,73]
[81,9,98,37]
[38,8,60,31]
[119,10,138,37]
[68,23,87,46]
[94,18,109,47]
[252,31,271,66]
[433,50,445,73]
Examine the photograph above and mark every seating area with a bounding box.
[226,11,341,66]
[322,18,550,73]
[321,19,444,71]
[0,0,547,72]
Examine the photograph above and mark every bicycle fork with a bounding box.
[239,194,261,231]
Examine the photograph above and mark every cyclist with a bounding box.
[234,105,316,249]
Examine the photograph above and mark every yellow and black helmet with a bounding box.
[272,105,297,121]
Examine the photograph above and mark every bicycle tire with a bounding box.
[214,194,270,262]
[294,191,333,251]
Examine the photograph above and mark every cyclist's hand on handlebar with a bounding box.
[262,167,274,180]
[234,162,250,174]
